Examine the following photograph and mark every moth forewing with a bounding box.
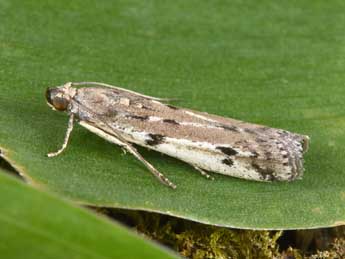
[46,82,309,188]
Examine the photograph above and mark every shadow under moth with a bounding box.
[46,82,309,189]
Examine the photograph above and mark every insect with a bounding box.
[46,82,309,189]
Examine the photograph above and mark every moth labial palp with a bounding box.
[45,81,310,189]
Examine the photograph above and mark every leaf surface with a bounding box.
[1,0,345,229]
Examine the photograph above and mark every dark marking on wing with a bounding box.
[127,115,149,121]
[251,151,259,158]
[255,137,266,143]
[104,108,118,117]
[222,158,234,166]
[166,104,178,110]
[146,134,165,146]
[244,128,257,135]
[218,124,240,132]
[258,126,270,132]
[216,146,238,156]
[252,163,276,181]
[265,151,272,160]
[162,119,179,125]
[140,105,155,111]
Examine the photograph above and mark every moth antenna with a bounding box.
[69,81,176,102]
[123,143,177,189]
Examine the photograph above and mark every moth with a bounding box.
[46,82,309,189]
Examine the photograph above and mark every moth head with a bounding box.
[46,82,76,111]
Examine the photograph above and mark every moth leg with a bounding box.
[47,114,74,157]
[121,148,127,155]
[193,166,214,180]
[78,121,176,189]
[125,146,176,188]
[122,143,177,189]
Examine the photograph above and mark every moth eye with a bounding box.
[52,96,69,111]
[46,87,69,111]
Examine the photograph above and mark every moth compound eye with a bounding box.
[52,96,69,111]
[46,87,70,111]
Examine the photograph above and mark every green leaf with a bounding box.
[1,0,345,229]
[0,172,178,259]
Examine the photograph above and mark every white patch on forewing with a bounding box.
[179,122,218,129]
[148,116,162,122]
[146,116,238,131]
[184,110,218,123]
[151,100,164,105]
[119,97,130,106]
[147,116,218,129]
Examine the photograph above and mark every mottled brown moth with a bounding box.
[46,82,309,189]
